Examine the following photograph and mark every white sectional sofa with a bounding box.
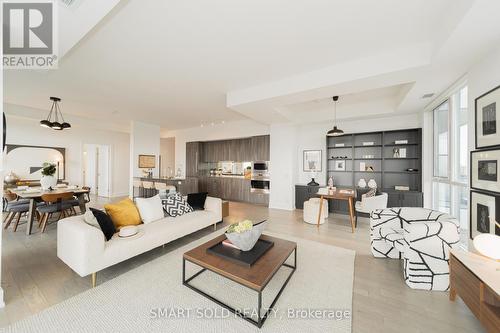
[57,196,222,284]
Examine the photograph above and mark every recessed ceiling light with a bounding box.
[422,93,435,99]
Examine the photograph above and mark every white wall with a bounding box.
[163,119,269,177]
[4,105,130,197]
[130,121,160,178]
[269,124,297,210]
[160,137,175,178]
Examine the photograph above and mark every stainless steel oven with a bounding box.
[250,179,270,194]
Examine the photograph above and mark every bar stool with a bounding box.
[142,181,154,198]
[155,182,168,199]
[133,180,143,199]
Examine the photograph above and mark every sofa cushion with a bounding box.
[90,208,116,241]
[163,193,193,217]
[83,210,100,228]
[104,198,141,230]
[135,194,164,224]
[187,192,208,210]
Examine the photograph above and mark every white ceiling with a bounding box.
[4,0,500,130]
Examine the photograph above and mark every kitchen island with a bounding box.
[135,177,198,195]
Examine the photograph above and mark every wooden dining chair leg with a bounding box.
[13,212,22,232]
[4,212,14,229]
[41,213,50,233]
[38,213,45,228]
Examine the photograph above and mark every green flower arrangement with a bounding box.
[226,220,253,233]
[41,162,57,177]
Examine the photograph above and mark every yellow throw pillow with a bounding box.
[104,198,141,230]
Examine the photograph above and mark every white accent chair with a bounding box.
[370,208,460,291]
[303,198,329,225]
[355,192,388,226]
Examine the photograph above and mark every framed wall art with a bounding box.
[138,154,156,169]
[303,150,322,172]
[475,84,500,149]
[471,149,500,193]
[335,160,346,171]
[469,190,500,239]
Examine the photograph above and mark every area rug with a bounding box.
[7,230,355,333]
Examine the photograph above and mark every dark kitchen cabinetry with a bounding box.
[186,142,201,177]
[250,135,270,161]
[201,176,268,205]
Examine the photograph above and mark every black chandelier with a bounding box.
[40,97,71,130]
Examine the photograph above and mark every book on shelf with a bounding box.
[395,140,408,144]
[362,142,374,146]
[394,185,410,191]
[222,239,240,250]
[334,143,345,147]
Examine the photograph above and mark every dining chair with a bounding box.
[67,186,91,214]
[37,192,75,233]
[4,202,31,232]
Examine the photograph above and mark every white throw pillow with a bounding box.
[135,194,165,224]
[83,210,100,228]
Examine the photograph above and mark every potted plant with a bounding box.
[40,162,57,190]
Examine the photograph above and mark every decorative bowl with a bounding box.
[225,221,267,251]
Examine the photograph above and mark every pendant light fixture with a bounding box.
[40,97,71,130]
[327,96,344,137]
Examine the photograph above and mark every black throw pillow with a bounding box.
[90,208,116,241]
[187,192,208,210]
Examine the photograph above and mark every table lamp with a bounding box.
[473,233,500,261]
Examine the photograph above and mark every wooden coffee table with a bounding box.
[183,234,297,328]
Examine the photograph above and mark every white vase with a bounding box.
[357,178,367,188]
[368,179,377,189]
[40,175,57,190]
[328,176,334,188]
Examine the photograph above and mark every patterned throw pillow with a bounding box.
[163,193,193,217]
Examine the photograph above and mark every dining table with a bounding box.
[10,187,90,235]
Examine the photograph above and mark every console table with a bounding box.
[449,249,500,333]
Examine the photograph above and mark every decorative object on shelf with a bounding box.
[328,187,337,195]
[326,96,344,137]
[406,168,419,172]
[475,84,500,149]
[327,176,334,187]
[395,185,410,191]
[358,178,367,188]
[367,179,377,189]
[395,140,408,144]
[40,97,71,130]
[399,148,407,158]
[365,165,374,172]
[472,234,500,260]
[362,154,375,159]
[334,160,345,171]
[40,162,57,190]
[393,147,400,158]
[4,171,19,185]
[359,162,366,171]
[469,191,499,239]
[225,220,267,251]
[332,155,348,159]
[303,150,322,172]
[362,142,374,146]
[334,143,345,147]
[138,154,156,169]
[471,149,500,193]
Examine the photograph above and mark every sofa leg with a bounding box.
[91,272,97,288]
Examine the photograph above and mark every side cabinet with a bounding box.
[295,185,319,209]
[386,191,423,208]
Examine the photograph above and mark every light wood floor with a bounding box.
[0,198,485,332]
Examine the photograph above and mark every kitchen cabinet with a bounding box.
[250,135,270,161]
[199,176,268,205]
[186,142,200,177]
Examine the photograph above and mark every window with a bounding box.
[432,85,469,244]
